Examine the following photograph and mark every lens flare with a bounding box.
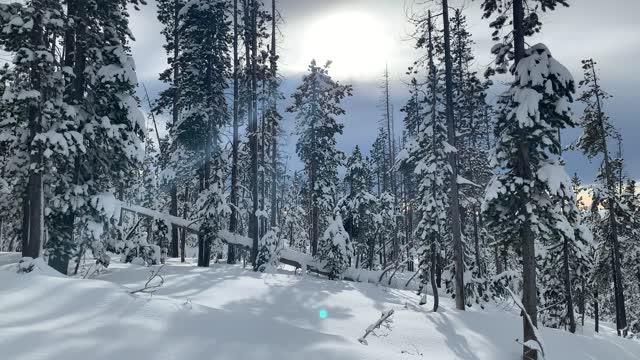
[319,309,328,319]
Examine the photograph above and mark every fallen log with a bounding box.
[98,195,416,290]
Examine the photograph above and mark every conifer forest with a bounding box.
[0,0,639,359]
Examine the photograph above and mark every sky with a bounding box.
[129,0,640,182]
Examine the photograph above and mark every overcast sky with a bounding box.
[129,0,640,182]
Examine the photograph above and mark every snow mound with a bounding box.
[0,266,379,360]
[1,256,65,277]
[1,258,639,360]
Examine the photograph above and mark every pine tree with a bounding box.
[338,146,377,269]
[319,212,353,279]
[155,0,186,259]
[178,0,231,267]
[0,0,70,261]
[480,0,577,356]
[282,172,309,253]
[287,60,352,257]
[575,58,629,335]
[401,9,446,311]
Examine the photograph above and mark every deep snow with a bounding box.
[0,253,638,360]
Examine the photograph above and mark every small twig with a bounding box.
[130,265,166,294]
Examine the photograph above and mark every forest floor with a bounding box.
[1,252,638,360]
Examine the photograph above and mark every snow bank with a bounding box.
[0,268,380,360]
[4,257,637,360]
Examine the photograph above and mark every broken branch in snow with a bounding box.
[358,309,395,345]
[505,287,546,359]
[130,265,165,295]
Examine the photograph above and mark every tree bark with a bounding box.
[181,185,188,263]
[22,10,46,260]
[168,0,181,259]
[228,0,240,265]
[269,0,278,228]
[248,0,260,269]
[441,0,465,311]
[512,0,538,357]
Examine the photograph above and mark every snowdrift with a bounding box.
[1,255,638,360]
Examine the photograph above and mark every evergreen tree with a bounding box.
[287,60,352,257]
[338,146,377,269]
[179,0,231,267]
[481,0,577,356]
[154,0,186,258]
[575,58,629,335]
[319,212,353,279]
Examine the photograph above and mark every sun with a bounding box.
[295,11,394,79]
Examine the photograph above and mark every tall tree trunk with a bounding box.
[473,208,481,277]
[228,0,240,265]
[269,0,278,228]
[383,66,399,262]
[181,185,188,263]
[169,0,181,259]
[594,289,599,333]
[513,0,538,357]
[249,0,260,269]
[431,234,439,312]
[22,11,46,260]
[562,235,577,333]
[441,0,465,311]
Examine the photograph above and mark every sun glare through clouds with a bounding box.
[294,11,394,79]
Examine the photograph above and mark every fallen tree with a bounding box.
[95,194,418,290]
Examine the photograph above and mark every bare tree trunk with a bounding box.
[441,0,465,311]
[247,0,260,268]
[473,208,481,277]
[168,0,182,259]
[383,66,399,262]
[22,12,46,260]
[594,289,599,333]
[269,0,278,228]
[512,1,538,357]
[181,185,189,263]
[562,235,577,333]
[228,0,240,265]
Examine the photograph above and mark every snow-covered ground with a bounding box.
[1,253,638,360]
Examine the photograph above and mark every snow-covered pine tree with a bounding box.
[480,0,579,356]
[370,127,390,196]
[447,8,494,308]
[319,212,353,280]
[0,0,74,263]
[178,0,232,267]
[287,60,352,257]
[66,0,146,272]
[538,163,592,333]
[401,9,447,311]
[281,172,309,253]
[338,146,377,269]
[620,179,640,333]
[398,78,423,270]
[154,0,186,259]
[575,58,629,335]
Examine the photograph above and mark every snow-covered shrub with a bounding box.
[120,232,161,266]
[151,219,169,264]
[257,227,283,272]
[319,213,353,279]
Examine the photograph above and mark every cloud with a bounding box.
[128,0,640,180]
